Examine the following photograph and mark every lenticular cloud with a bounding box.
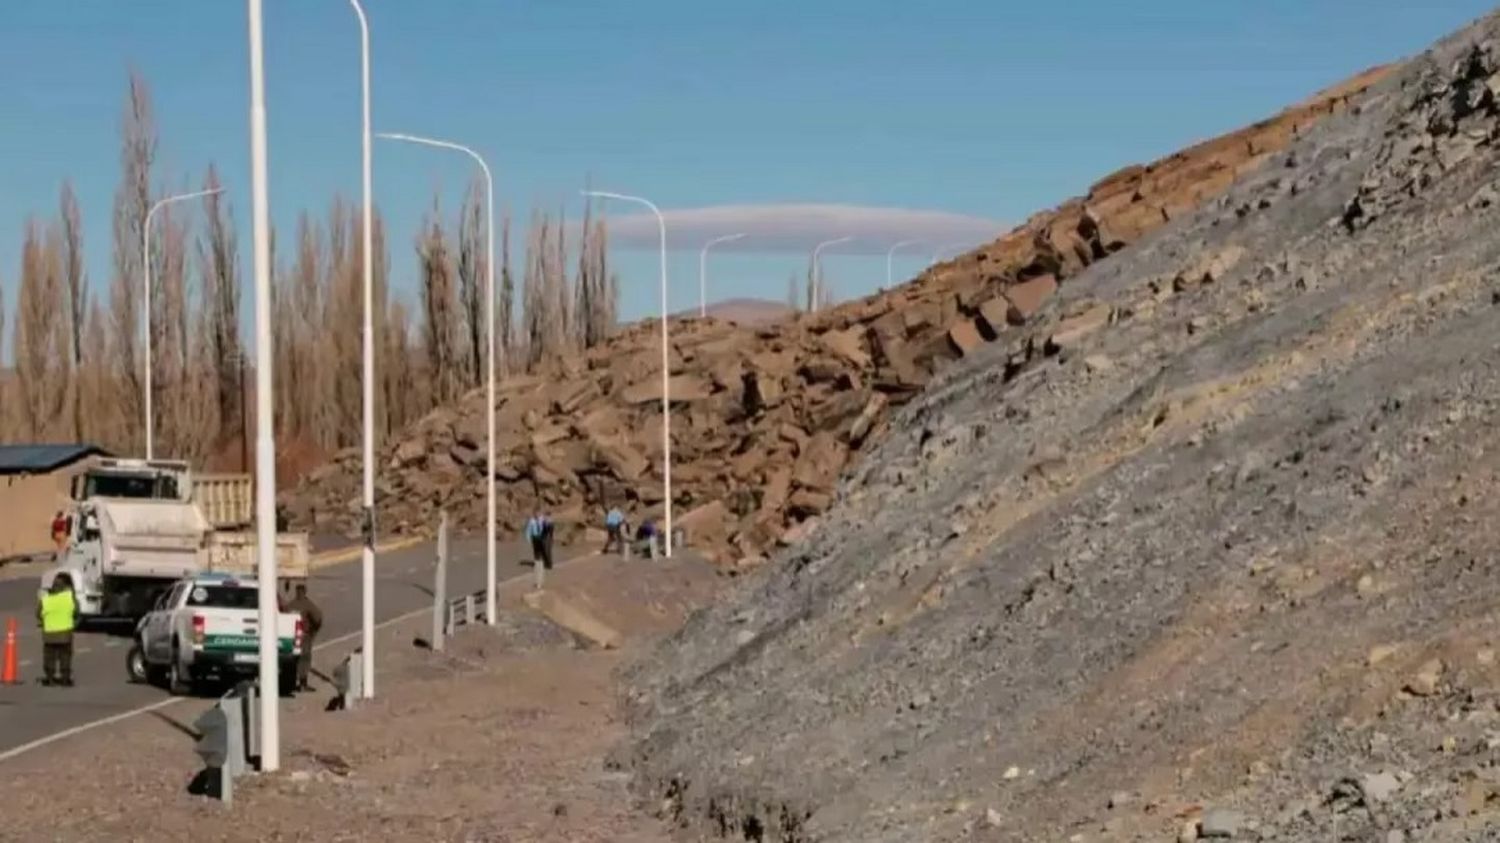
[596,203,1005,254]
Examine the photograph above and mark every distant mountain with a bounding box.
[696,298,795,326]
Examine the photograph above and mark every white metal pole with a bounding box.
[377,133,497,621]
[810,236,853,313]
[885,239,922,289]
[697,233,745,318]
[583,190,673,556]
[347,0,377,700]
[142,188,223,459]
[246,0,280,772]
[931,242,967,265]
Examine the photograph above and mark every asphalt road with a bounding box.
[0,536,533,758]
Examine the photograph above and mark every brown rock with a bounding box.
[947,319,985,357]
[793,432,844,494]
[800,357,848,384]
[1405,659,1444,697]
[393,438,426,467]
[621,374,712,405]
[1003,275,1058,324]
[820,328,871,369]
[788,488,833,517]
[590,436,650,482]
[762,465,793,514]
[808,389,869,433]
[848,393,888,446]
[976,296,1010,339]
[677,500,729,547]
[1046,304,1112,353]
[742,370,784,412]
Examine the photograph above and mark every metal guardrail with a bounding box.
[445,588,489,634]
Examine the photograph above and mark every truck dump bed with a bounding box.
[194,474,254,530]
[204,531,311,582]
[96,499,209,580]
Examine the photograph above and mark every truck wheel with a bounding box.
[167,642,191,696]
[126,642,148,684]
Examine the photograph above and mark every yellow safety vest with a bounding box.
[40,590,76,634]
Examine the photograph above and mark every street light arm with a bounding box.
[377,132,492,184]
[697,233,747,318]
[885,239,924,288]
[809,236,855,312]
[142,185,227,460]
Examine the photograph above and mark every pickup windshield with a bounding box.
[186,586,258,610]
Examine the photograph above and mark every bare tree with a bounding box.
[197,164,241,441]
[456,176,485,389]
[59,182,87,440]
[498,210,514,371]
[381,298,417,439]
[14,219,68,438]
[523,210,548,369]
[574,199,614,349]
[552,206,571,351]
[153,197,193,458]
[109,70,157,452]
[416,198,460,406]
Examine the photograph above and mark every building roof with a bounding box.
[0,443,109,475]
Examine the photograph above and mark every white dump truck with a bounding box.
[49,458,309,622]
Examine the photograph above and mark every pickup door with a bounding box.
[142,584,185,662]
[177,583,298,663]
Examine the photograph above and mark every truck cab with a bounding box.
[53,459,210,621]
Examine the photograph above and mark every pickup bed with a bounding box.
[126,573,302,696]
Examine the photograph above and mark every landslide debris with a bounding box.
[622,14,1500,842]
[283,66,1385,569]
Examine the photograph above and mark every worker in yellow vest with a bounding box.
[36,573,78,687]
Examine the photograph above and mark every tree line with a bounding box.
[0,72,618,470]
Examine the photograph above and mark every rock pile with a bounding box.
[620,15,1500,842]
[284,64,1388,569]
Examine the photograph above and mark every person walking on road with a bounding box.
[526,511,555,570]
[604,507,626,555]
[37,573,78,687]
[286,583,323,691]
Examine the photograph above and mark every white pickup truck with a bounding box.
[126,573,303,696]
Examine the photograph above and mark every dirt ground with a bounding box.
[0,553,722,842]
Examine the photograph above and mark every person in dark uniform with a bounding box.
[37,573,78,687]
[285,583,323,691]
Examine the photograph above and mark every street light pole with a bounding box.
[810,236,854,313]
[245,0,281,772]
[143,187,223,460]
[697,233,745,318]
[885,239,923,289]
[378,132,497,621]
[931,242,968,265]
[346,0,378,700]
[583,190,674,557]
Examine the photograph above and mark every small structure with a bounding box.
[0,444,109,562]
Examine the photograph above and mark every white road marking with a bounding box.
[0,548,581,766]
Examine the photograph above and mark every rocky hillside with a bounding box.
[283,66,1387,567]
[624,13,1500,842]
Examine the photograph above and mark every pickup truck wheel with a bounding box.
[167,643,191,696]
[125,642,147,684]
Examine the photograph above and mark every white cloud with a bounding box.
[592,203,1006,256]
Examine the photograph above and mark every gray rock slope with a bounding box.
[625,10,1500,842]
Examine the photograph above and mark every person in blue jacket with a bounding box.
[525,511,555,569]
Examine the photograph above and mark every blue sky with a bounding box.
[0,0,1495,330]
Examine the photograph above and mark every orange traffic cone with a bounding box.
[2,617,17,685]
